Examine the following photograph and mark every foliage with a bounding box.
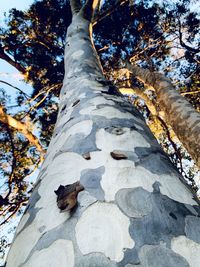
[0,0,199,260]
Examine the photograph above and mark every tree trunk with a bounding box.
[6,1,200,267]
[126,64,200,169]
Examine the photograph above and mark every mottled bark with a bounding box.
[6,1,200,267]
[127,63,200,169]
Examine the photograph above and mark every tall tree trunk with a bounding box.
[126,64,200,169]
[6,1,200,266]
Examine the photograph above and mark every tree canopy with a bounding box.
[0,0,199,262]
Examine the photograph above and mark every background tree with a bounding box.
[5,0,200,266]
[0,0,199,264]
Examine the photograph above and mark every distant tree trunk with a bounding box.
[6,1,200,267]
[127,64,200,169]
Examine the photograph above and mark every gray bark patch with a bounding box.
[76,253,117,267]
[17,184,41,235]
[138,245,189,267]
[80,167,105,200]
[135,147,175,175]
[115,187,152,218]
[185,216,200,244]
[61,122,100,154]
[128,185,193,248]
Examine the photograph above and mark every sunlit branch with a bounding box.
[0,106,45,154]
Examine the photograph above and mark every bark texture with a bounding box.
[127,64,200,169]
[6,2,200,267]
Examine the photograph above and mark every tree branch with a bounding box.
[119,86,158,115]
[81,0,99,21]
[93,0,128,26]
[0,46,26,74]
[0,106,45,154]
[178,20,200,54]
[0,80,30,98]
[70,0,82,15]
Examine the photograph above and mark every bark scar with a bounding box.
[54,181,84,212]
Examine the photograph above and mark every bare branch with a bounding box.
[93,0,128,26]
[70,0,82,15]
[0,45,26,74]
[0,80,30,98]
[81,0,99,21]
[0,106,45,154]
[178,20,200,54]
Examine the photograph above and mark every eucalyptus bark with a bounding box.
[127,64,200,169]
[6,1,200,267]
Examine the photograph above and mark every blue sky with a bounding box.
[0,2,37,264]
[0,0,35,108]
[0,0,34,15]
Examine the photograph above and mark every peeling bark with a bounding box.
[6,1,200,267]
[127,63,200,169]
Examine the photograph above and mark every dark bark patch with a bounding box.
[80,167,105,201]
[169,212,177,220]
[63,117,74,126]
[110,151,128,160]
[185,216,200,244]
[54,181,84,212]
[128,185,194,249]
[82,152,91,160]
[61,104,67,112]
[105,126,125,135]
[72,99,80,107]
[115,187,152,218]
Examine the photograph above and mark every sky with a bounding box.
[0,0,35,109]
[0,0,200,264]
[0,1,37,265]
[0,0,34,15]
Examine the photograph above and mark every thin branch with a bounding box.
[181,90,200,96]
[178,20,200,53]
[81,0,100,21]
[93,0,128,26]
[0,80,30,98]
[70,0,82,15]
[0,46,26,74]
[0,106,45,154]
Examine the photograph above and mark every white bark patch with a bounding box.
[43,120,93,169]
[95,129,195,205]
[74,67,82,73]
[22,239,74,267]
[75,202,134,262]
[171,236,200,267]
[6,224,41,267]
[96,128,150,151]
[35,185,70,231]
[101,161,195,205]
[56,106,74,128]
[81,106,135,119]
[76,78,104,91]
[89,96,116,106]
[79,92,87,99]
[15,213,30,235]
[71,50,84,59]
